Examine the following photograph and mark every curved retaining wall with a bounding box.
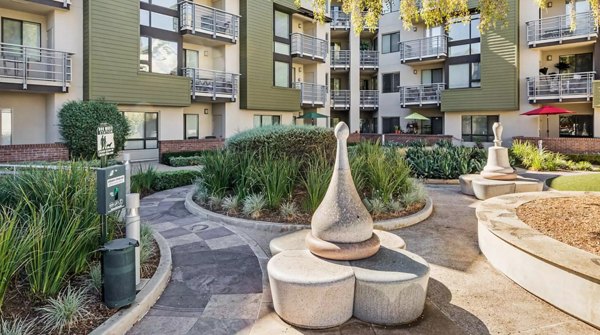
[476,191,600,329]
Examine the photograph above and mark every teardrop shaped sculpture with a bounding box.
[310,122,373,243]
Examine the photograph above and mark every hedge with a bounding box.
[152,170,202,192]
[161,150,219,165]
[225,125,336,161]
[168,156,204,167]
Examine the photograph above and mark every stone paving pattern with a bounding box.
[128,186,599,335]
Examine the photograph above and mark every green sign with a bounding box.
[97,165,126,215]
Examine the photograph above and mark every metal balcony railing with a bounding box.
[526,12,598,46]
[179,1,240,42]
[400,35,448,63]
[331,50,350,69]
[52,0,70,7]
[331,10,350,29]
[183,68,239,101]
[360,90,379,108]
[0,43,72,91]
[294,82,328,106]
[331,90,350,108]
[291,33,328,61]
[400,83,445,107]
[360,50,378,69]
[526,71,595,102]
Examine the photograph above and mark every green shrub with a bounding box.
[87,263,102,294]
[131,166,157,195]
[221,195,241,215]
[226,125,336,161]
[511,140,569,171]
[196,150,238,197]
[0,318,36,335]
[161,149,219,165]
[565,153,600,165]
[279,201,299,219]
[252,153,299,208]
[301,154,333,212]
[242,194,266,219]
[168,156,204,167]
[0,207,33,309]
[152,170,201,191]
[405,145,486,179]
[37,286,89,333]
[58,100,130,159]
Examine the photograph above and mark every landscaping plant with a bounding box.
[58,100,130,159]
[405,144,486,179]
[37,286,90,333]
[252,153,299,208]
[301,154,333,212]
[0,318,36,335]
[242,194,267,219]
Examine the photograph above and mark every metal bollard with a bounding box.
[123,153,131,194]
[125,193,141,285]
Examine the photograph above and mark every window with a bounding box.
[447,14,481,89]
[139,36,178,75]
[560,115,593,137]
[421,68,443,84]
[382,0,400,14]
[184,49,199,68]
[274,11,290,39]
[1,18,41,47]
[558,53,593,74]
[184,114,199,139]
[382,117,400,134]
[461,115,499,142]
[382,32,400,54]
[141,0,177,10]
[0,108,12,145]
[254,115,281,127]
[382,73,400,93]
[124,112,159,150]
[274,61,290,87]
[273,9,291,87]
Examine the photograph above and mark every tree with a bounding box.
[58,100,131,160]
[299,0,600,34]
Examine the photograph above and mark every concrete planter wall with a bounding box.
[476,191,600,329]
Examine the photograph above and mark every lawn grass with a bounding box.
[548,173,600,191]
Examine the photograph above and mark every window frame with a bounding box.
[461,115,499,142]
[0,108,12,145]
[123,111,160,150]
[1,18,42,47]
[184,113,200,139]
[381,32,400,54]
[382,72,400,93]
[273,8,292,88]
[446,14,481,89]
[139,35,179,75]
[253,115,282,127]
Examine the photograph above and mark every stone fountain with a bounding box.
[267,122,430,329]
[459,122,543,200]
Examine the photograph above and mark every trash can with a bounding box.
[101,238,139,308]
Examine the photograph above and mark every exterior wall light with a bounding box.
[204,108,209,115]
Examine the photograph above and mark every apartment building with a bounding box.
[338,0,600,145]
[0,0,81,146]
[0,0,330,161]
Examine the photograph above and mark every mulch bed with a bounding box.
[200,201,426,225]
[517,196,600,256]
[1,239,160,335]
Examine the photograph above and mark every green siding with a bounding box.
[442,0,519,112]
[239,0,301,111]
[594,81,600,108]
[83,0,191,107]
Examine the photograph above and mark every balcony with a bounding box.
[360,50,378,70]
[0,43,72,92]
[331,50,350,70]
[291,33,328,63]
[331,90,350,109]
[294,82,328,107]
[183,68,239,102]
[26,0,70,10]
[526,71,595,103]
[331,11,350,30]
[179,1,240,44]
[360,90,378,110]
[400,83,445,107]
[526,12,598,48]
[297,0,331,19]
[400,35,448,64]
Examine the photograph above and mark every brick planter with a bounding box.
[513,136,600,154]
[158,139,224,157]
[0,143,69,163]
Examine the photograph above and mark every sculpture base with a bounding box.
[306,232,380,261]
[480,170,518,180]
[459,174,544,200]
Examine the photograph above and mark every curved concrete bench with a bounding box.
[269,229,406,256]
[350,247,430,325]
[460,174,543,200]
[267,250,355,329]
[477,191,600,328]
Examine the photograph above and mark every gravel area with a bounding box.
[517,196,600,256]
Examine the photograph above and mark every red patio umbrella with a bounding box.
[521,106,574,137]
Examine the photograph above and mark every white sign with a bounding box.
[97,124,114,157]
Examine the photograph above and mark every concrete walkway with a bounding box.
[129,185,598,335]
